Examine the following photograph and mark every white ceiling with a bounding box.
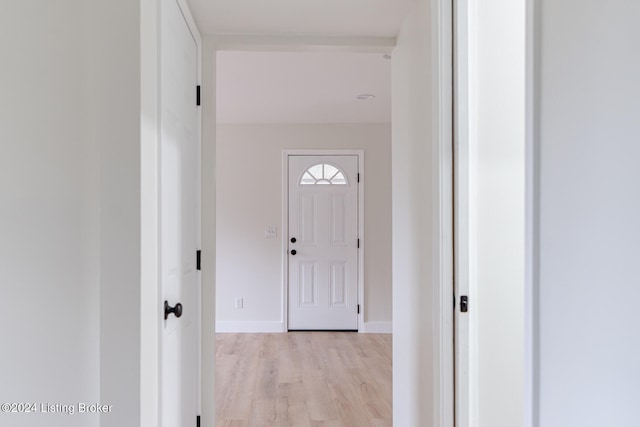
[216,51,391,124]
[189,0,406,124]
[186,0,414,37]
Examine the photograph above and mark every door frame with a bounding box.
[282,150,365,331]
[452,0,536,425]
[453,0,477,424]
[200,38,393,426]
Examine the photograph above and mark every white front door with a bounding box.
[160,0,199,425]
[288,155,359,330]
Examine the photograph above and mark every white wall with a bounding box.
[216,123,392,332]
[0,2,99,426]
[1,2,144,426]
[391,0,438,424]
[534,1,640,426]
[471,0,525,425]
[88,1,142,425]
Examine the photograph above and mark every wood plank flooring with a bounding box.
[215,332,392,427]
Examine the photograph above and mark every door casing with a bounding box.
[453,0,476,424]
[282,150,365,331]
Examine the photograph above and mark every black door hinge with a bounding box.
[196,250,201,271]
[357,304,360,314]
[197,415,201,427]
[196,85,201,106]
[460,295,469,313]
[357,238,360,248]
[357,173,360,183]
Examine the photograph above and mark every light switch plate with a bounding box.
[264,226,277,238]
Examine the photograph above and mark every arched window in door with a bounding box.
[299,163,348,185]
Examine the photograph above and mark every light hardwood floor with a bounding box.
[215,332,392,427]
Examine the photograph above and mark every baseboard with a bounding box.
[215,321,390,334]
[215,321,285,333]
[360,321,392,334]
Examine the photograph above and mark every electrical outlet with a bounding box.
[235,297,243,309]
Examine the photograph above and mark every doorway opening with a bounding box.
[213,47,393,424]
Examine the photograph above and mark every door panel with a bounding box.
[288,155,358,330]
[298,261,319,308]
[299,194,318,245]
[330,194,347,246]
[329,261,347,308]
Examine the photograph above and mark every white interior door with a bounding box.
[288,155,359,330]
[160,0,199,425]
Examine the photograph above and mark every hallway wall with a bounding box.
[89,0,142,425]
[0,2,100,427]
[391,0,437,424]
[534,1,640,425]
[1,2,144,426]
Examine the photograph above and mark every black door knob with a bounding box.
[290,249,297,255]
[164,301,183,320]
[291,237,297,243]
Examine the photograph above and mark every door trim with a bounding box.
[453,0,476,425]
[524,0,539,425]
[434,0,455,425]
[282,150,365,332]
